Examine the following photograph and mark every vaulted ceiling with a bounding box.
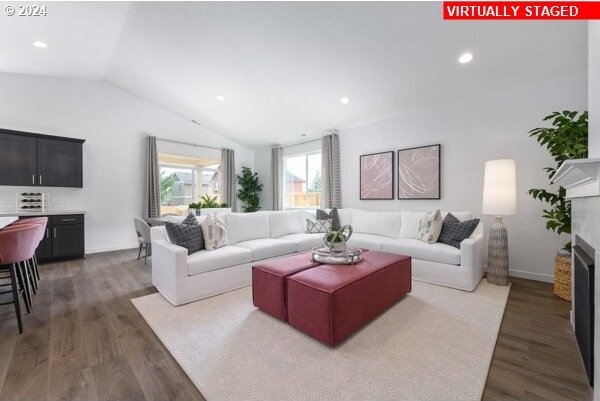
[0,2,587,146]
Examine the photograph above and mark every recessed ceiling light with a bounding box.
[216,95,225,102]
[340,97,350,104]
[458,52,474,64]
[32,41,48,48]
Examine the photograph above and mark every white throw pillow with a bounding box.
[351,209,402,238]
[224,212,270,244]
[417,210,443,244]
[269,210,304,238]
[399,211,425,239]
[201,214,227,251]
[306,219,332,233]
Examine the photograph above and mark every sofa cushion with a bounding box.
[399,211,425,239]
[346,233,387,251]
[337,208,352,227]
[234,238,297,261]
[352,209,401,238]
[188,245,253,276]
[269,210,304,238]
[278,233,324,252]
[382,238,461,265]
[224,212,270,244]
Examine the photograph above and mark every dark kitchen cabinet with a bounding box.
[51,224,85,258]
[0,133,37,186]
[37,138,83,187]
[20,214,85,262]
[0,129,85,188]
[35,226,53,261]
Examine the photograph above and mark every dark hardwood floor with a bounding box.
[0,249,592,401]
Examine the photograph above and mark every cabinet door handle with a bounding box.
[39,175,42,185]
[46,228,49,239]
[53,228,56,238]
[62,218,75,222]
[32,174,35,185]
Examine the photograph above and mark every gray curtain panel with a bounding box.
[321,130,342,209]
[143,135,161,219]
[221,148,237,211]
[271,146,283,211]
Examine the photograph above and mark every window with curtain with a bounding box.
[158,153,221,216]
[283,150,322,209]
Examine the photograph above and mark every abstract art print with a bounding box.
[397,144,440,199]
[360,151,394,200]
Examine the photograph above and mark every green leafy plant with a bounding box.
[189,195,227,209]
[528,110,588,253]
[237,167,263,213]
[160,171,177,204]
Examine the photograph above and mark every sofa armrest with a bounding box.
[460,229,485,289]
[151,239,189,305]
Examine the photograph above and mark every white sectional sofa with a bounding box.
[151,209,484,306]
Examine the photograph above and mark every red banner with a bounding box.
[443,1,600,19]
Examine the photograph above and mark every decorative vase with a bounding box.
[554,252,572,301]
[487,216,509,286]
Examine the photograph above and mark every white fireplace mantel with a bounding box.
[551,158,600,198]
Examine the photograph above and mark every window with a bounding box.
[158,153,221,216]
[283,151,321,209]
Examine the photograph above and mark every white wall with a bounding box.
[590,21,600,158]
[0,73,253,253]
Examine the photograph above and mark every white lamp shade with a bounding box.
[482,159,516,216]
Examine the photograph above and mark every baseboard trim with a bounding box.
[86,243,139,255]
[508,268,554,283]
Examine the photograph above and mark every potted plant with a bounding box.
[237,167,263,213]
[188,195,232,216]
[528,110,588,301]
[323,225,353,253]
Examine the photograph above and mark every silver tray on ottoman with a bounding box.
[311,246,363,265]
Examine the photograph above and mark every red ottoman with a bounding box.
[252,252,319,321]
[286,251,411,347]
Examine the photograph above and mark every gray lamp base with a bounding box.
[487,216,509,286]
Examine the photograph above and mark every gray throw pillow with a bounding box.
[165,221,204,254]
[316,208,341,230]
[182,213,199,226]
[437,213,480,249]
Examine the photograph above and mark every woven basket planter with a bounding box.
[554,253,572,301]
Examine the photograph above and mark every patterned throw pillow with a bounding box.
[316,208,341,230]
[164,221,204,255]
[306,219,332,233]
[201,214,228,251]
[417,210,443,244]
[182,213,199,226]
[438,213,480,249]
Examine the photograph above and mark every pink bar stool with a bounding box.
[9,217,48,284]
[0,224,40,333]
[1,223,42,311]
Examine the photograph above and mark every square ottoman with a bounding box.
[286,251,411,347]
[252,252,319,321]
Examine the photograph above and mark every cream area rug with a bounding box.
[132,280,510,401]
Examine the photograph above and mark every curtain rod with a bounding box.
[153,136,223,151]
[276,137,321,149]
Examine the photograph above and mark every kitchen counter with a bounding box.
[0,210,87,217]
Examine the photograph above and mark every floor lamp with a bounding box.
[482,159,516,286]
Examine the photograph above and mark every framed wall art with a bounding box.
[397,144,440,200]
[360,151,394,200]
